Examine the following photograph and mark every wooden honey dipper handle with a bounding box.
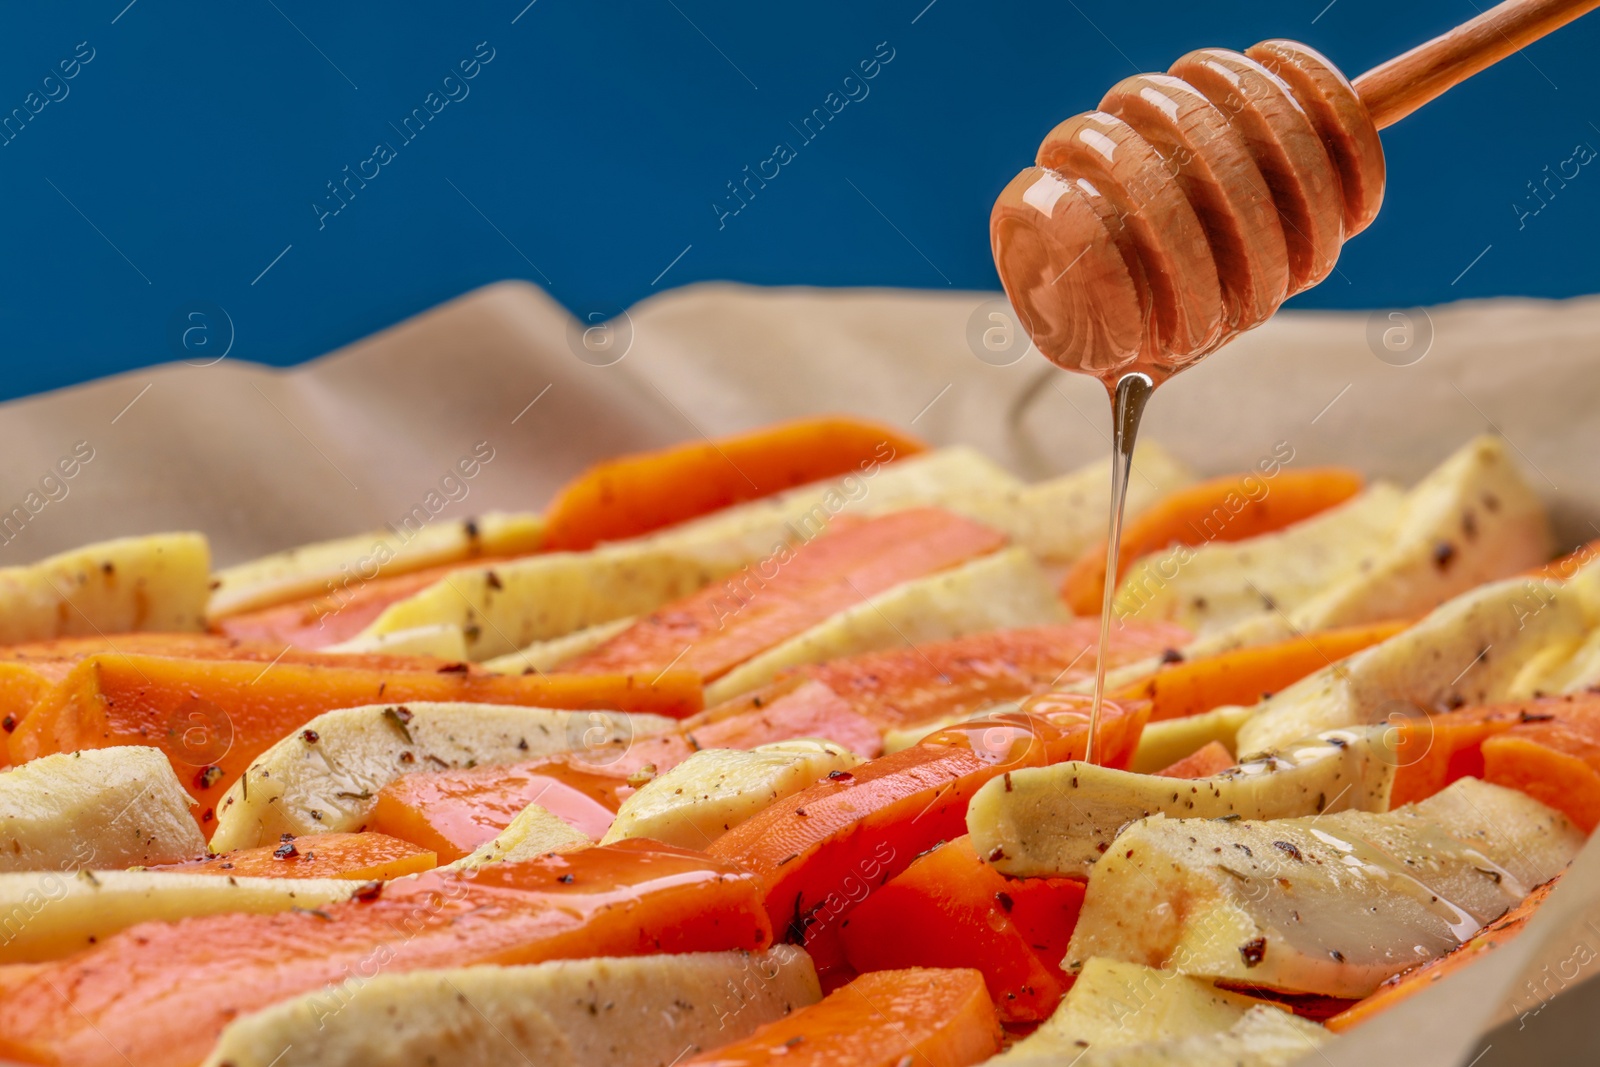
[1355,0,1600,128]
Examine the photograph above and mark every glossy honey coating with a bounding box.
[992,40,1384,383]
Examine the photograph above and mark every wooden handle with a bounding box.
[1354,0,1600,129]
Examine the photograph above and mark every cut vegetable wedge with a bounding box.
[0,841,770,1067]
[839,835,1085,1022]
[707,694,1149,970]
[565,508,1007,681]
[1062,467,1365,614]
[1327,877,1558,1032]
[7,653,704,826]
[1157,739,1236,778]
[541,415,925,551]
[1480,697,1600,831]
[677,967,1002,1067]
[154,832,435,881]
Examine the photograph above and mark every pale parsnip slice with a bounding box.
[0,532,210,642]
[0,747,204,872]
[207,511,545,619]
[358,447,1017,660]
[994,957,1262,1061]
[0,870,354,963]
[1062,780,1580,998]
[1113,485,1405,637]
[202,947,822,1067]
[1236,576,1585,755]
[211,703,675,852]
[1002,1005,1327,1067]
[970,726,1394,878]
[1129,706,1254,774]
[704,546,1066,704]
[442,803,591,870]
[481,616,636,674]
[325,623,468,660]
[602,740,859,849]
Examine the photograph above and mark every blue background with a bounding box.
[2,0,1597,401]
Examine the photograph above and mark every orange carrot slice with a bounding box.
[7,653,704,829]
[151,832,436,881]
[697,620,1189,735]
[1327,878,1559,1032]
[679,967,1001,1067]
[541,416,926,552]
[0,841,769,1067]
[1157,739,1237,778]
[363,688,885,859]
[1483,711,1600,832]
[1116,620,1408,723]
[1387,704,1525,808]
[1061,467,1365,614]
[214,557,511,648]
[707,693,1149,971]
[372,762,632,861]
[840,836,1085,1023]
[565,508,1006,681]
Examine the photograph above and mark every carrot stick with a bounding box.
[1327,878,1560,1032]
[1061,467,1366,614]
[541,416,926,552]
[565,508,1006,681]
[696,620,1189,735]
[1387,704,1524,807]
[1116,620,1408,723]
[678,967,1001,1067]
[839,836,1085,1023]
[150,832,436,881]
[7,653,704,827]
[0,841,770,1067]
[1156,739,1236,778]
[706,694,1149,972]
[1483,734,1600,832]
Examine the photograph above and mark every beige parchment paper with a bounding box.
[3,280,1599,1064]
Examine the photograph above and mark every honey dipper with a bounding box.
[988,0,1600,758]
[992,0,1599,384]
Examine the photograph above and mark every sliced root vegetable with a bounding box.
[0,746,205,872]
[540,415,926,552]
[706,694,1149,971]
[443,803,592,871]
[7,653,703,828]
[1061,467,1365,614]
[0,870,359,965]
[1481,698,1600,832]
[207,511,544,620]
[1326,877,1559,1032]
[602,740,860,850]
[214,557,515,648]
[1116,621,1408,723]
[678,967,1001,1067]
[839,836,1084,1023]
[1156,739,1236,778]
[206,947,822,1067]
[209,702,674,853]
[564,508,1006,682]
[152,832,435,881]
[359,694,884,863]
[0,841,771,1067]
[698,619,1188,736]
[371,760,632,862]
[969,726,1395,879]
[1387,703,1527,807]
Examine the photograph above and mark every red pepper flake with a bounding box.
[195,765,224,790]
[399,751,415,764]
[827,770,853,781]
[558,873,575,883]
[995,891,1014,912]
[274,834,299,860]
[301,729,320,744]
[436,662,471,674]
[201,807,215,824]
[1,715,14,733]
[352,881,383,903]
[1239,937,1267,967]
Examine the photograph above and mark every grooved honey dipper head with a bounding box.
[991,40,1384,384]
